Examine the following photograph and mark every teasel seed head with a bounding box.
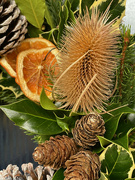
[53,6,120,114]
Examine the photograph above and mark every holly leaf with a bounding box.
[52,168,65,180]
[15,0,45,29]
[55,113,79,132]
[0,99,63,135]
[101,104,135,140]
[80,0,95,14]
[100,144,134,180]
[90,0,126,26]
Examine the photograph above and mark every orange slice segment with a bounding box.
[0,38,56,78]
[16,47,59,102]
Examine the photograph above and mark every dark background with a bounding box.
[0,109,38,170]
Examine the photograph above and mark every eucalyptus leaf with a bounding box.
[100,144,134,180]
[15,0,45,29]
[0,99,63,135]
[52,168,65,180]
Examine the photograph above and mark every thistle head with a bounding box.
[53,6,120,114]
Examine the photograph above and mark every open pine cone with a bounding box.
[64,150,101,180]
[0,0,28,56]
[72,113,106,149]
[33,135,78,170]
[0,163,54,180]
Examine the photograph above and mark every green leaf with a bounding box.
[27,24,43,37]
[0,99,63,135]
[55,113,79,132]
[52,168,65,180]
[15,0,45,29]
[68,0,79,12]
[40,88,58,110]
[99,172,109,180]
[90,0,126,26]
[80,0,95,14]
[57,1,69,42]
[100,144,134,180]
[0,71,24,104]
[98,127,135,151]
[44,0,61,29]
[101,104,135,140]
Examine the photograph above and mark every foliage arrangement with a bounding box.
[0,0,135,179]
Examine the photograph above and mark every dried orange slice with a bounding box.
[0,38,56,78]
[16,47,59,102]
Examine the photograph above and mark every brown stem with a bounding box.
[119,32,129,98]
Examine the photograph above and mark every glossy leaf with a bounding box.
[80,0,95,14]
[55,113,79,132]
[90,0,126,26]
[98,127,135,150]
[15,0,45,29]
[101,104,135,140]
[40,88,58,110]
[0,100,63,135]
[100,144,133,180]
[52,168,65,180]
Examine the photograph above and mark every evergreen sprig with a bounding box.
[110,25,135,108]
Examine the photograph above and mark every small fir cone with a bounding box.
[64,150,101,180]
[33,135,78,170]
[0,0,28,56]
[0,163,54,180]
[72,113,106,149]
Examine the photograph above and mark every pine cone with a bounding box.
[33,135,78,170]
[0,0,28,56]
[64,150,101,180]
[0,163,54,180]
[72,113,106,149]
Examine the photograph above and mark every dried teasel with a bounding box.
[53,5,120,114]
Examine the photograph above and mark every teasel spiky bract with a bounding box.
[53,5,120,114]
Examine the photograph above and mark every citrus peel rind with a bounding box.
[0,38,56,78]
[16,48,59,102]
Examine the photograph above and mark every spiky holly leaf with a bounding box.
[15,0,45,29]
[0,99,63,135]
[100,144,134,180]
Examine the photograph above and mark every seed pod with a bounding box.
[72,113,106,148]
[33,135,78,170]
